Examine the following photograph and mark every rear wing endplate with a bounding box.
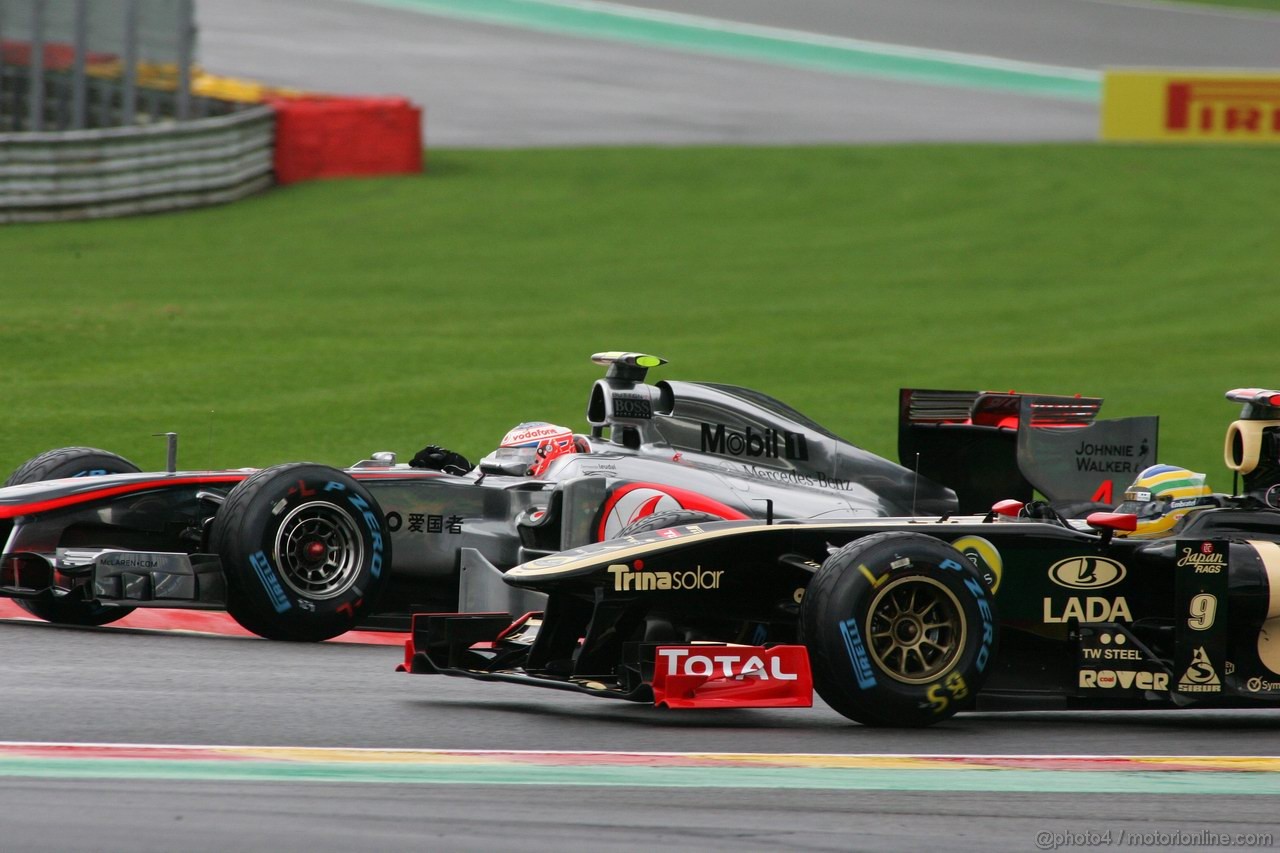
[899,389,1158,513]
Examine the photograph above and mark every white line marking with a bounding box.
[1,741,1278,761]
[433,0,1102,80]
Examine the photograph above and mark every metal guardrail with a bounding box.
[1,0,198,131]
[0,102,273,223]
[0,63,233,132]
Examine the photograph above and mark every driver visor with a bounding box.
[1114,497,1168,519]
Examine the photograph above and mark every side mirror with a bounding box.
[1086,511,1137,532]
[993,499,1024,518]
[983,499,1024,524]
[1085,511,1136,544]
[1086,511,1137,539]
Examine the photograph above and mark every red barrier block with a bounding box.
[2,39,118,70]
[269,96,424,185]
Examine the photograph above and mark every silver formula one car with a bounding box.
[0,352,1150,641]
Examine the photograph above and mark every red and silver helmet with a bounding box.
[484,422,586,477]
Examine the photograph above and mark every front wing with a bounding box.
[399,611,813,710]
[2,548,225,608]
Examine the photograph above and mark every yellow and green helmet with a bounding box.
[1114,464,1214,538]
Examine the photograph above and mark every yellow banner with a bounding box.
[1101,70,1280,143]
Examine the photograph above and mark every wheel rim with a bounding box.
[866,575,966,685]
[272,501,365,600]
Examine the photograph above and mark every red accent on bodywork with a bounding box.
[975,415,1020,430]
[597,482,747,541]
[0,553,52,588]
[992,499,1024,518]
[495,612,540,642]
[1091,480,1114,504]
[651,645,813,709]
[1086,511,1138,533]
[634,494,666,521]
[0,475,249,519]
[0,468,453,519]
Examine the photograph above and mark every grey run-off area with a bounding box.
[198,0,1280,145]
[2,623,1280,852]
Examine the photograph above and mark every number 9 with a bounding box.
[1188,593,1217,631]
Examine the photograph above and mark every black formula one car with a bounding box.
[0,352,1148,641]
[400,388,1280,726]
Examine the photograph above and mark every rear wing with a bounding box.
[899,389,1158,513]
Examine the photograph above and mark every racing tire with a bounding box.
[4,446,140,487]
[210,463,392,642]
[800,532,997,727]
[613,510,723,539]
[5,447,141,627]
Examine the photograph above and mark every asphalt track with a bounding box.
[197,0,1280,146]
[2,619,1279,851]
[14,3,1280,849]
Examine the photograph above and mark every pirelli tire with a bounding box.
[4,446,141,487]
[613,510,723,539]
[5,447,141,627]
[210,463,391,642]
[800,532,997,728]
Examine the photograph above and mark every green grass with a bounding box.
[2,145,1278,488]
[1167,0,1280,10]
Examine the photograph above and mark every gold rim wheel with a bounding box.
[866,575,966,685]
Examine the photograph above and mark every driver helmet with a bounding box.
[483,422,586,477]
[1114,464,1214,538]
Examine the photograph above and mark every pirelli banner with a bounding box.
[1101,70,1280,144]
